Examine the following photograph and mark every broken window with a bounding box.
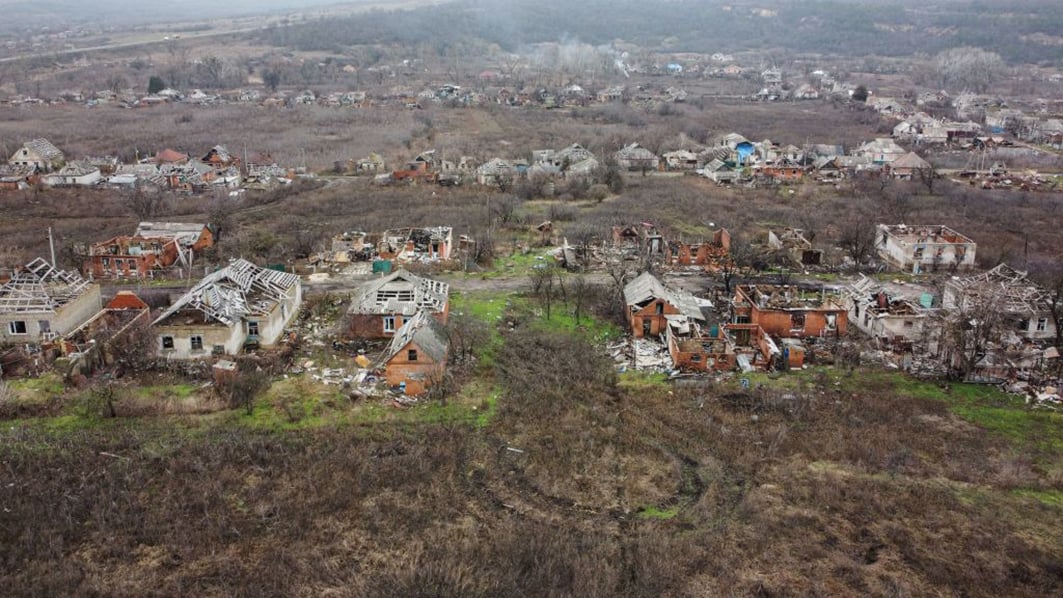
[655,302,664,315]
[38,320,50,333]
[1037,318,1048,332]
[1018,319,1030,331]
[8,321,27,335]
[384,316,396,333]
[407,349,418,362]
[824,313,837,330]
[102,257,110,267]
[190,336,203,351]
[247,321,260,338]
[161,336,174,349]
[791,312,806,330]
[212,345,224,355]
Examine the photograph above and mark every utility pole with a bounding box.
[48,227,56,268]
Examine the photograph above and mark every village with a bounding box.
[3,1,1063,593]
[2,184,1061,411]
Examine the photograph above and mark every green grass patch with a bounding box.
[134,383,200,402]
[618,371,670,393]
[483,249,553,279]
[529,298,622,344]
[450,290,520,369]
[735,368,1063,457]
[637,505,680,519]
[7,373,65,402]
[1013,489,1063,509]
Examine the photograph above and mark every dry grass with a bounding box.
[2,320,1061,596]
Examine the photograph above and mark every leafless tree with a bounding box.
[838,214,878,267]
[571,275,592,325]
[934,47,1005,93]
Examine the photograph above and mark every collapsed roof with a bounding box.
[350,269,449,316]
[153,259,300,327]
[0,258,93,314]
[382,310,448,364]
[624,271,709,321]
[947,263,1051,315]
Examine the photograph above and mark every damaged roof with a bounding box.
[153,259,299,327]
[0,257,93,314]
[624,271,708,321]
[383,310,448,364]
[350,269,449,316]
[947,263,1051,315]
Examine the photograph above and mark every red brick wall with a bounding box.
[628,299,680,338]
[385,340,445,395]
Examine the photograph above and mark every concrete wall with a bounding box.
[0,284,102,344]
[877,230,976,274]
[156,323,243,359]
[154,281,301,359]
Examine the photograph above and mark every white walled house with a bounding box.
[42,162,103,187]
[153,259,301,359]
[942,264,1057,342]
[0,258,102,345]
[875,224,976,274]
[845,275,930,348]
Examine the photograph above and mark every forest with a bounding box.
[257,0,1063,64]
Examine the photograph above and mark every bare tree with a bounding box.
[934,47,1005,93]
[571,275,592,325]
[838,214,878,267]
[1028,256,1063,350]
[718,233,757,293]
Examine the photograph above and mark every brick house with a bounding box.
[623,271,707,338]
[732,284,847,339]
[80,236,181,279]
[382,310,448,395]
[347,269,449,339]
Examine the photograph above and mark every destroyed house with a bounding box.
[767,228,822,266]
[0,258,102,344]
[667,229,731,267]
[942,264,1056,342]
[381,310,448,396]
[666,318,738,373]
[78,235,186,280]
[201,145,239,168]
[624,272,706,339]
[9,138,64,172]
[377,227,453,262]
[612,224,665,256]
[733,284,846,339]
[845,275,929,348]
[134,222,215,251]
[348,269,449,339]
[875,224,976,274]
[329,231,373,262]
[61,291,151,359]
[152,259,302,359]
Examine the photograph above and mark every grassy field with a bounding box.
[3,312,1062,595]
